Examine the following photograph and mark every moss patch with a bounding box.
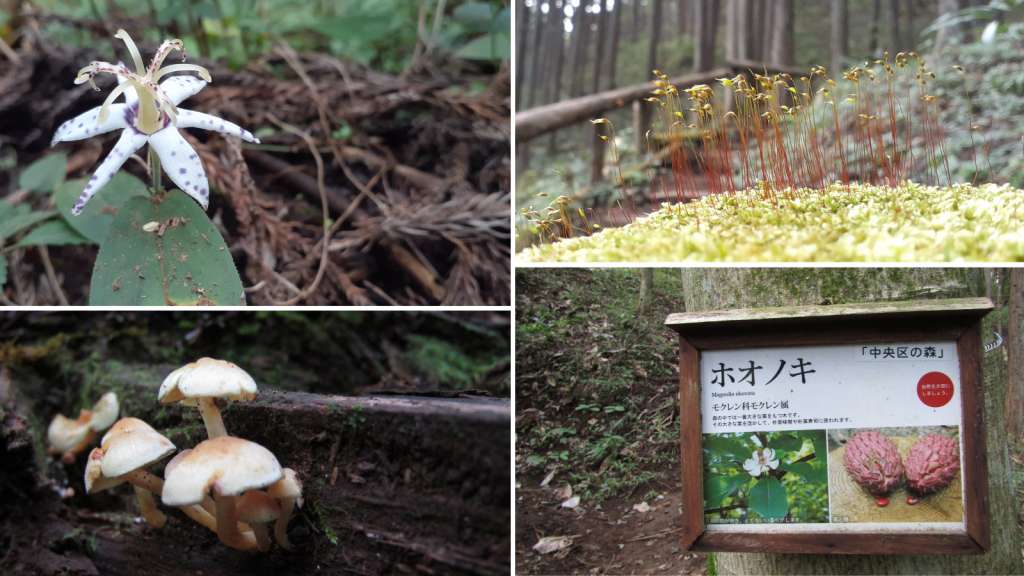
[519,182,1024,262]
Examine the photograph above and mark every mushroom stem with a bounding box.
[124,469,164,495]
[215,492,257,551]
[133,484,166,528]
[275,497,296,550]
[251,523,271,552]
[180,503,218,532]
[196,397,228,439]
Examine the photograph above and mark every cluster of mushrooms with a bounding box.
[49,358,303,552]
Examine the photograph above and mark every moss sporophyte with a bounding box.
[519,53,1024,262]
[51,29,260,215]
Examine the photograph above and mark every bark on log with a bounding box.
[678,268,1024,575]
[0,364,510,576]
[514,68,729,142]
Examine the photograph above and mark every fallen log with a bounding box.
[514,68,729,143]
[0,365,510,576]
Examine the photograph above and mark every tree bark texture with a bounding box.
[1006,269,1024,441]
[679,268,1024,575]
[647,0,664,77]
[568,0,587,98]
[0,364,510,576]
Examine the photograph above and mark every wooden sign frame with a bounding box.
[665,297,994,555]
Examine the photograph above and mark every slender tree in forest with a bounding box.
[1007,268,1024,441]
[593,0,610,94]
[648,0,663,75]
[638,268,655,313]
[526,3,548,108]
[935,0,969,54]
[767,0,794,65]
[677,0,689,35]
[888,0,902,51]
[693,0,719,72]
[568,0,589,98]
[608,0,623,88]
[831,0,848,74]
[547,0,567,154]
[514,0,530,109]
[680,268,1024,576]
[632,0,641,42]
[869,0,882,54]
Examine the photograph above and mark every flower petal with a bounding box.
[159,76,208,106]
[149,127,210,209]
[117,64,139,108]
[52,105,131,147]
[175,109,260,143]
[762,448,774,460]
[767,459,779,470]
[743,458,757,473]
[73,129,149,215]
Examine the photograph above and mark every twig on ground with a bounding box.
[264,113,331,306]
[37,246,68,306]
[363,280,400,306]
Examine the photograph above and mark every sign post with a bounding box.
[665,298,993,554]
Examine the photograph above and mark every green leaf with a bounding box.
[312,16,395,42]
[194,2,219,19]
[55,174,149,244]
[19,152,68,193]
[89,190,245,306]
[157,3,185,24]
[15,219,92,247]
[0,253,6,285]
[0,202,58,242]
[748,475,789,519]
[455,32,511,60]
[779,461,827,485]
[703,474,749,511]
[702,436,749,463]
[813,433,828,465]
[769,433,805,453]
[453,2,498,32]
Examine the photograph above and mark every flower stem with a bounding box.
[150,145,162,192]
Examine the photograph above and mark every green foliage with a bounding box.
[55,174,149,244]
[402,334,504,389]
[18,151,67,193]
[15,219,90,248]
[702,431,829,523]
[89,191,245,306]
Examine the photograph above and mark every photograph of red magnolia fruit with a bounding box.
[827,427,962,523]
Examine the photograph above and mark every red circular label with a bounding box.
[917,372,954,407]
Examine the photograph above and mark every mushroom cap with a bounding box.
[162,436,282,507]
[158,358,258,406]
[236,489,281,523]
[47,411,94,452]
[84,448,127,494]
[266,468,303,501]
[99,417,176,478]
[89,392,120,432]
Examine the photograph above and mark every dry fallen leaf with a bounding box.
[633,501,651,513]
[533,535,575,555]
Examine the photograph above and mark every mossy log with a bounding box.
[0,363,510,576]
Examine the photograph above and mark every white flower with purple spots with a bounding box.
[51,29,259,215]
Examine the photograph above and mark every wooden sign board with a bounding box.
[664,298,993,555]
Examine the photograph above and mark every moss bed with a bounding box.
[518,182,1024,262]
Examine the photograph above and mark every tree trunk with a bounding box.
[934,0,968,55]
[869,0,881,55]
[679,268,1024,576]
[547,0,567,154]
[748,0,764,62]
[768,0,794,66]
[1006,268,1024,441]
[678,0,689,35]
[525,4,547,108]
[638,268,655,313]
[514,0,531,109]
[831,0,848,74]
[648,0,664,75]
[632,0,641,42]
[593,0,610,95]
[0,364,510,575]
[568,0,587,98]
[608,0,623,89]
[888,0,901,52]
[693,0,719,72]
